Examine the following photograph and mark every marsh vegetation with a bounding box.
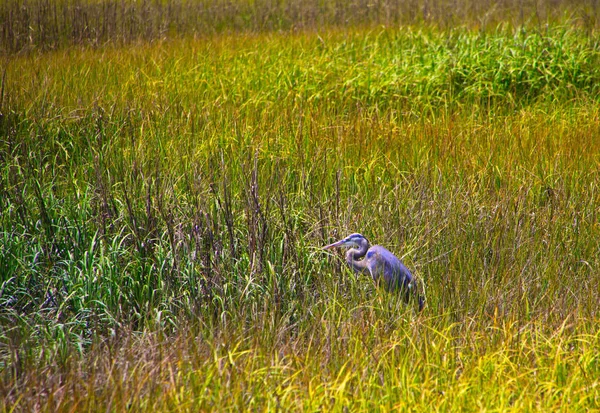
[1,0,599,411]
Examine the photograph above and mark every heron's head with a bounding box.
[323,233,368,250]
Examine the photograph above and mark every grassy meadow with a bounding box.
[1,1,600,411]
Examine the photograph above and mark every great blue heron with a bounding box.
[324,233,424,311]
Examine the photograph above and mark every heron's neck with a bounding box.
[345,239,369,274]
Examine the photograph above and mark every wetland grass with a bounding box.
[1,11,599,412]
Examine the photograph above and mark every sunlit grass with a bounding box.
[1,23,599,411]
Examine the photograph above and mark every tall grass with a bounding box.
[0,25,599,411]
[1,0,600,53]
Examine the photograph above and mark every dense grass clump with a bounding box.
[1,22,599,412]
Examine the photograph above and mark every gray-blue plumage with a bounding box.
[324,233,424,310]
[364,245,413,289]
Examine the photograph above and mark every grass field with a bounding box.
[1,1,600,411]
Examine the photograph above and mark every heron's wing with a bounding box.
[369,245,413,288]
[365,249,382,281]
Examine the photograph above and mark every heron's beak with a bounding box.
[323,239,346,250]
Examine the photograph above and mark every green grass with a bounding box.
[1,19,600,412]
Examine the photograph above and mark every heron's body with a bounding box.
[324,233,424,310]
